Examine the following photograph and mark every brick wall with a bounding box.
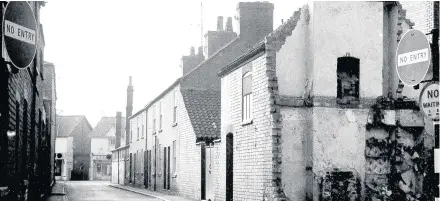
[400,2,435,38]
[219,53,276,201]
[0,3,53,200]
[177,92,201,200]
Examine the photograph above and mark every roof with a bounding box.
[218,41,266,77]
[89,117,126,138]
[218,7,303,77]
[180,88,221,142]
[56,115,91,137]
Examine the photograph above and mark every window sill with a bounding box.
[158,129,163,133]
[241,119,253,126]
[172,173,177,178]
[172,122,177,127]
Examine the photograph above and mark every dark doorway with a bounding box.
[144,150,147,188]
[226,133,233,201]
[167,146,170,190]
[154,137,157,191]
[163,147,166,189]
[201,143,206,200]
[133,153,136,184]
[129,153,132,183]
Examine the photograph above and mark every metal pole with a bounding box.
[432,1,439,82]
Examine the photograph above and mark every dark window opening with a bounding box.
[55,159,62,176]
[337,56,360,105]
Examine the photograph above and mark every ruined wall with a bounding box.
[312,1,384,99]
[312,107,368,201]
[280,107,312,200]
[275,6,310,97]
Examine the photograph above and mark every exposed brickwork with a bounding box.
[400,2,435,40]
[0,3,54,200]
[177,96,201,200]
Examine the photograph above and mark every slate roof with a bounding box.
[90,116,126,138]
[180,88,221,142]
[56,115,88,137]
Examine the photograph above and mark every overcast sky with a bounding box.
[40,0,305,127]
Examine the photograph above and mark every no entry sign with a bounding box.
[3,1,37,69]
[396,29,431,86]
[420,82,439,120]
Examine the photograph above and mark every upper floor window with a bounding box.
[153,105,157,134]
[137,117,140,140]
[173,90,178,124]
[130,122,133,142]
[159,101,163,131]
[142,114,144,138]
[242,70,253,123]
[337,56,360,105]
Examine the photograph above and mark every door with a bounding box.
[226,134,233,201]
[144,150,147,188]
[129,153,132,183]
[154,137,157,191]
[133,153,136,184]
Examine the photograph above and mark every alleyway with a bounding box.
[51,181,161,201]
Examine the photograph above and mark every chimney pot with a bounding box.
[217,16,224,31]
[129,76,132,85]
[197,46,203,57]
[190,46,195,56]
[226,17,233,32]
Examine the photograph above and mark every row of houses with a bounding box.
[111,1,438,201]
[0,2,58,201]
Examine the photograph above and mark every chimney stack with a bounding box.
[226,17,233,32]
[125,76,133,145]
[217,16,224,31]
[198,46,203,56]
[236,2,274,43]
[181,47,204,75]
[115,112,122,148]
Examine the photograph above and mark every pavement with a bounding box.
[108,184,197,201]
[47,180,161,201]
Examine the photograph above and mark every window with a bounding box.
[173,90,178,124]
[172,140,176,174]
[337,56,360,105]
[142,114,145,138]
[153,105,157,133]
[130,122,133,143]
[242,71,252,122]
[159,101,163,131]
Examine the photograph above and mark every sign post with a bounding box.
[396,29,431,86]
[3,1,37,69]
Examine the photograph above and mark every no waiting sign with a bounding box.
[420,82,439,120]
[396,29,431,86]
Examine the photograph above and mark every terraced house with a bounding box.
[115,2,278,200]
[90,116,124,181]
[218,1,437,201]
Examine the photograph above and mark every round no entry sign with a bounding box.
[3,1,37,69]
[420,82,439,120]
[396,29,431,86]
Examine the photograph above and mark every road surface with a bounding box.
[51,181,161,201]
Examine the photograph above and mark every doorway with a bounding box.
[226,133,233,201]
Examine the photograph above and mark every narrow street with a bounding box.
[54,181,161,201]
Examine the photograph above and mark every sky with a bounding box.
[40,0,306,127]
